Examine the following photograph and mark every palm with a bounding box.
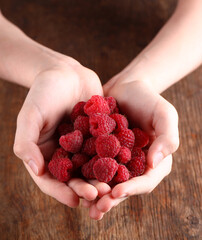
[32,66,103,160]
[104,80,178,166]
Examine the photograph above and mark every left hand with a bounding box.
[82,77,179,220]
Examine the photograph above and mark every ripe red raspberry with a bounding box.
[84,95,110,116]
[48,157,73,182]
[115,129,135,150]
[59,130,83,153]
[113,165,130,183]
[131,147,146,162]
[58,123,74,136]
[127,156,146,177]
[71,153,89,169]
[71,101,86,122]
[93,158,118,183]
[52,147,69,161]
[104,96,117,114]
[132,128,149,148]
[110,113,128,133]
[89,113,116,137]
[82,137,97,156]
[95,135,121,158]
[81,155,99,179]
[116,146,131,164]
[74,115,90,137]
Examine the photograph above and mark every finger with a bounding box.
[112,155,172,198]
[103,77,118,96]
[24,162,79,208]
[148,100,179,168]
[14,104,45,176]
[96,193,128,213]
[68,178,98,201]
[88,180,111,197]
[89,203,104,220]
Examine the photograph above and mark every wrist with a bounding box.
[108,54,173,94]
[106,58,156,93]
[29,44,80,86]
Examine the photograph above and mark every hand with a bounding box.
[83,78,179,219]
[13,58,108,207]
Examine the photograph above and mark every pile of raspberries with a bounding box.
[48,95,149,185]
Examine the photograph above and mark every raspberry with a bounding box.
[71,101,86,122]
[50,95,149,184]
[74,115,90,137]
[115,129,135,150]
[93,158,118,183]
[110,114,128,133]
[52,147,69,160]
[127,156,146,177]
[82,137,97,156]
[116,146,131,164]
[131,147,145,162]
[59,130,83,153]
[58,123,74,136]
[71,153,89,169]
[104,96,117,114]
[82,155,99,179]
[132,128,149,148]
[113,165,130,183]
[84,95,110,116]
[48,157,73,182]
[95,135,121,158]
[89,113,116,137]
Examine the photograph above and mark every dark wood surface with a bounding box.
[0,1,201,239]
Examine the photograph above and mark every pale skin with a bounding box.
[0,0,202,220]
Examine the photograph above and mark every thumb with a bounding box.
[147,100,179,168]
[103,76,119,96]
[13,103,45,176]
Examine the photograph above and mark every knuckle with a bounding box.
[68,68,80,81]
[162,101,179,121]
[85,68,100,81]
[16,111,23,125]
[166,168,172,176]
[146,188,153,195]
[13,143,23,158]
[169,136,180,153]
[65,56,80,66]
[167,102,178,115]
[170,105,179,120]
[18,110,32,123]
[39,185,49,195]
[166,161,172,176]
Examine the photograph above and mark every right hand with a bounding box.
[13,57,110,208]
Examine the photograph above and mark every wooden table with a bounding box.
[0,1,201,239]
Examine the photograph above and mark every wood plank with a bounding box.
[0,1,201,239]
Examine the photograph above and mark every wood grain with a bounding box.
[0,0,201,239]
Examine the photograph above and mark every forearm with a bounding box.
[0,13,68,88]
[119,0,202,93]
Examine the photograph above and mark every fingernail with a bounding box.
[28,160,38,175]
[153,152,164,168]
[119,193,128,198]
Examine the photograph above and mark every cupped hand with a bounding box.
[13,58,107,207]
[84,78,179,219]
